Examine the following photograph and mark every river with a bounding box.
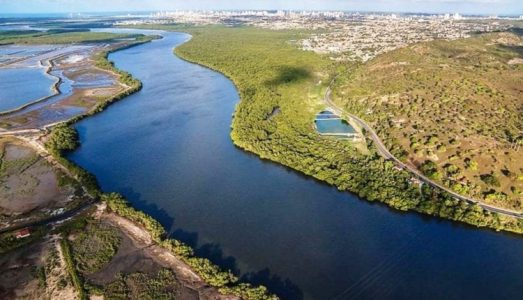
[68,29,523,300]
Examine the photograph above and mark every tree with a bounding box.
[480,173,500,187]
[420,160,442,180]
[45,124,79,152]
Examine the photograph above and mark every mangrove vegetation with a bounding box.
[170,25,523,234]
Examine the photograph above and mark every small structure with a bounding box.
[409,177,423,186]
[393,165,404,172]
[15,228,31,239]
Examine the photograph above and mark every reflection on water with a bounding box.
[68,29,523,300]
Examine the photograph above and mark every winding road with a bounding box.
[323,84,523,219]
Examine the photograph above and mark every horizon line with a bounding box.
[1,9,522,17]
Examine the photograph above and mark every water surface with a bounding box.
[0,67,55,112]
[68,29,523,300]
[315,120,355,135]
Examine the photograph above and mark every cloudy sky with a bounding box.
[1,0,522,15]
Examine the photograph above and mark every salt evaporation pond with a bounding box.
[0,67,55,112]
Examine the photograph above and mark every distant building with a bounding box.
[15,228,31,239]
[452,13,462,20]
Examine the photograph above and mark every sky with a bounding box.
[1,0,522,16]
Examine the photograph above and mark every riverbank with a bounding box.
[2,132,274,299]
[0,30,276,300]
[169,25,523,234]
[65,26,523,299]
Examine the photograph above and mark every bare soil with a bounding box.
[0,239,47,299]
[91,209,239,300]
[0,138,82,229]
[0,236,78,300]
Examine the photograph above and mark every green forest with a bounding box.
[0,29,144,45]
[170,25,523,234]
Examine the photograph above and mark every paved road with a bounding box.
[323,85,523,219]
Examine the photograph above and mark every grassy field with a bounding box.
[332,32,523,210]
[0,29,143,45]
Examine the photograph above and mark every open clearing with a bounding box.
[333,32,523,210]
[0,137,84,229]
[0,236,78,300]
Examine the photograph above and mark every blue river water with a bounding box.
[68,29,523,300]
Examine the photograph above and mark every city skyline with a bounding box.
[1,0,522,16]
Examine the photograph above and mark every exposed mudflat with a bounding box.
[0,138,83,229]
[88,210,238,300]
[0,238,49,299]
[0,236,81,300]
[0,43,125,131]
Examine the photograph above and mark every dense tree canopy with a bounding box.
[173,25,523,234]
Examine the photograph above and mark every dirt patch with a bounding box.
[1,140,65,214]
[95,213,239,300]
[60,86,124,108]
[0,137,85,229]
[3,144,32,160]
[0,235,79,300]
[508,58,523,65]
[87,225,160,285]
[49,237,79,300]
[0,239,48,299]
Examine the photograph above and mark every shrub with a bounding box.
[60,239,86,300]
[45,124,79,153]
[480,173,500,187]
[70,221,121,274]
